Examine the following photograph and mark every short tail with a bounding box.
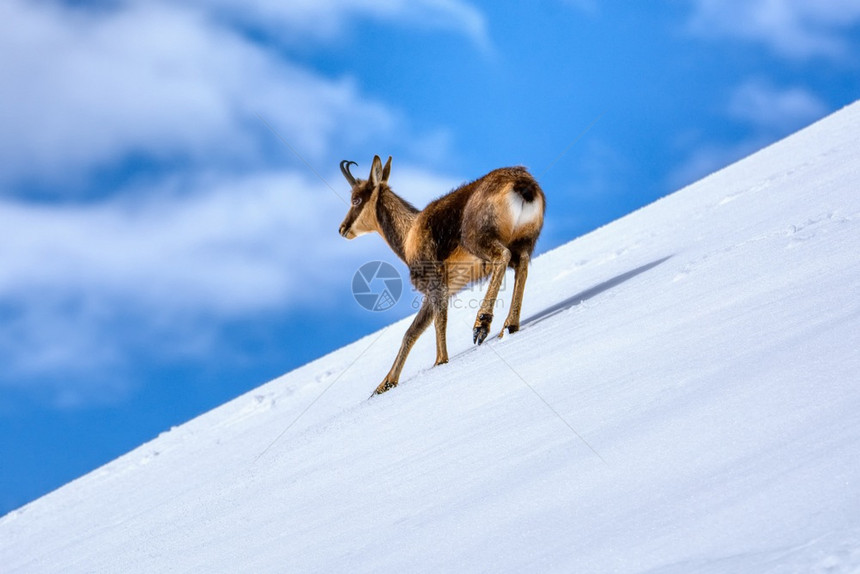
[513,175,540,203]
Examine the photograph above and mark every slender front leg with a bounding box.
[376,298,434,394]
[473,245,511,345]
[499,251,529,338]
[433,295,449,366]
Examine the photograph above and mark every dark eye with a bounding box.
[352,197,362,206]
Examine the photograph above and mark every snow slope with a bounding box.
[2,102,860,573]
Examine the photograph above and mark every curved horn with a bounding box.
[340,160,358,186]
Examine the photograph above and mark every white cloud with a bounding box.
[667,139,765,192]
[669,78,829,192]
[728,80,828,132]
[686,0,860,60]
[187,0,490,48]
[0,0,460,187]
[0,170,400,323]
[0,0,487,187]
[0,299,131,407]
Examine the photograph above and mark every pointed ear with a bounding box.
[370,155,383,186]
[381,156,392,184]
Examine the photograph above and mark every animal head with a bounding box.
[338,155,391,239]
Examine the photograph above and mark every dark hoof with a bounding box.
[374,380,397,395]
[473,313,493,345]
[498,323,519,339]
[473,325,489,345]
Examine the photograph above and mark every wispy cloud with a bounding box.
[727,79,828,132]
[673,1,846,190]
[667,139,766,192]
[686,0,860,60]
[667,80,827,190]
[184,0,490,48]
[0,0,399,188]
[2,173,337,313]
[0,0,486,189]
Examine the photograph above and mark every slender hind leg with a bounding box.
[499,251,529,338]
[473,242,511,345]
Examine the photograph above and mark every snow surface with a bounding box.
[2,102,860,573]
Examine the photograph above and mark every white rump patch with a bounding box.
[506,190,542,230]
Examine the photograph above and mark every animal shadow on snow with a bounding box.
[519,256,673,331]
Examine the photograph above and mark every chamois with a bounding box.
[339,155,545,395]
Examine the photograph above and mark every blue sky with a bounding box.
[1,0,858,514]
